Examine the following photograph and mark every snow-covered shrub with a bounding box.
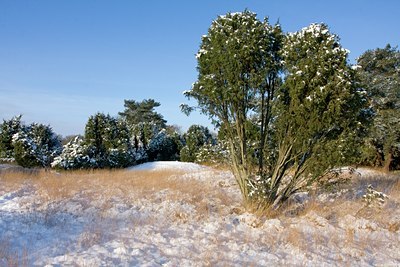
[29,123,62,166]
[0,115,23,161]
[12,122,61,168]
[195,142,228,165]
[130,135,148,163]
[51,136,93,169]
[84,113,134,168]
[132,146,148,163]
[107,148,132,168]
[147,129,179,161]
[12,131,40,168]
[181,125,214,162]
[362,184,389,207]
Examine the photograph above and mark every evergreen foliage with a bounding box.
[0,115,23,161]
[11,121,61,168]
[357,44,400,171]
[181,125,214,162]
[119,99,167,148]
[183,11,366,209]
[119,99,167,128]
[265,23,367,206]
[3,99,180,169]
[12,130,41,168]
[183,11,283,206]
[194,142,229,165]
[147,129,180,161]
[51,136,93,169]
[84,113,133,168]
[51,101,177,169]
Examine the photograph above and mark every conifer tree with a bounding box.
[183,11,366,209]
[266,24,366,205]
[84,113,108,167]
[357,44,400,171]
[183,11,283,206]
[181,125,213,162]
[119,99,167,148]
[51,136,92,169]
[84,113,133,168]
[12,122,61,168]
[119,99,166,127]
[147,129,180,161]
[0,115,23,160]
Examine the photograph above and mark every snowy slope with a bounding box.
[128,161,209,172]
[0,163,399,266]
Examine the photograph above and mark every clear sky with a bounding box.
[1,0,399,136]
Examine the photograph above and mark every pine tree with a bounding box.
[105,118,133,168]
[119,99,167,148]
[30,123,62,166]
[12,129,40,168]
[84,113,108,167]
[119,99,167,128]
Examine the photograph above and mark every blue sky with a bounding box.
[1,0,399,136]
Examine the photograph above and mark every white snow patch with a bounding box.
[128,161,209,172]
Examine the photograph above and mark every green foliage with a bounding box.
[54,100,178,170]
[84,113,133,168]
[119,99,166,128]
[119,99,167,148]
[12,122,61,168]
[194,142,229,165]
[357,44,400,171]
[147,129,180,161]
[268,24,367,198]
[181,125,213,162]
[184,11,366,209]
[13,131,40,168]
[184,11,282,205]
[0,115,23,160]
[51,136,93,169]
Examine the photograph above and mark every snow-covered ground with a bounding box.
[0,162,399,266]
[128,161,209,172]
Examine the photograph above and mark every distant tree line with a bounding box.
[0,99,222,169]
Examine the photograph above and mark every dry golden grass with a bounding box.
[0,167,237,223]
[282,226,306,250]
[1,168,187,198]
[0,168,38,193]
[1,165,399,265]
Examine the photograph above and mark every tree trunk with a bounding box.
[228,139,250,206]
[383,151,393,173]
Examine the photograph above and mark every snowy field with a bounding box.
[0,162,399,266]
